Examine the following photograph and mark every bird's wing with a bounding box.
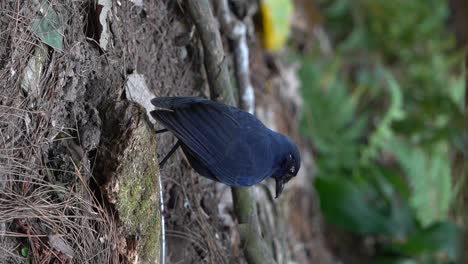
[151,97,208,109]
[217,131,274,186]
[150,97,241,183]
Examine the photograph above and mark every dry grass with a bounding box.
[0,1,120,263]
[0,96,120,263]
[0,156,119,263]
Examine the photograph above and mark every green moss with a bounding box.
[115,116,161,263]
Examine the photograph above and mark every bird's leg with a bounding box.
[159,140,181,169]
[155,128,169,134]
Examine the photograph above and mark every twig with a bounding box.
[217,0,255,113]
[185,0,236,105]
[232,187,276,264]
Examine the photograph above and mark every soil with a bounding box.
[0,0,336,263]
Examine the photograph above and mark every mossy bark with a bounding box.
[100,103,162,264]
[115,117,161,263]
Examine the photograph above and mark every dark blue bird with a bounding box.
[150,97,300,198]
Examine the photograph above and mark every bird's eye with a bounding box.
[289,166,295,174]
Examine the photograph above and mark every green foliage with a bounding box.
[299,0,464,262]
[388,140,453,227]
[389,222,462,262]
[315,173,415,237]
[300,60,367,173]
[361,68,405,162]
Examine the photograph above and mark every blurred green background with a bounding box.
[295,0,466,263]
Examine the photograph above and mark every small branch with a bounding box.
[232,187,276,264]
[238,224,275,264]
[185,0,236,105]
[217,0,255,114]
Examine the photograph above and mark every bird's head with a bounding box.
[273,137,301,198]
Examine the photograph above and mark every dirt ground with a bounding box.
[0,1,340,263]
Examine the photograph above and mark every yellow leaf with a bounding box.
[259,0,293,51]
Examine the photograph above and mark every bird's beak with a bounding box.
[275,177,285,199]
